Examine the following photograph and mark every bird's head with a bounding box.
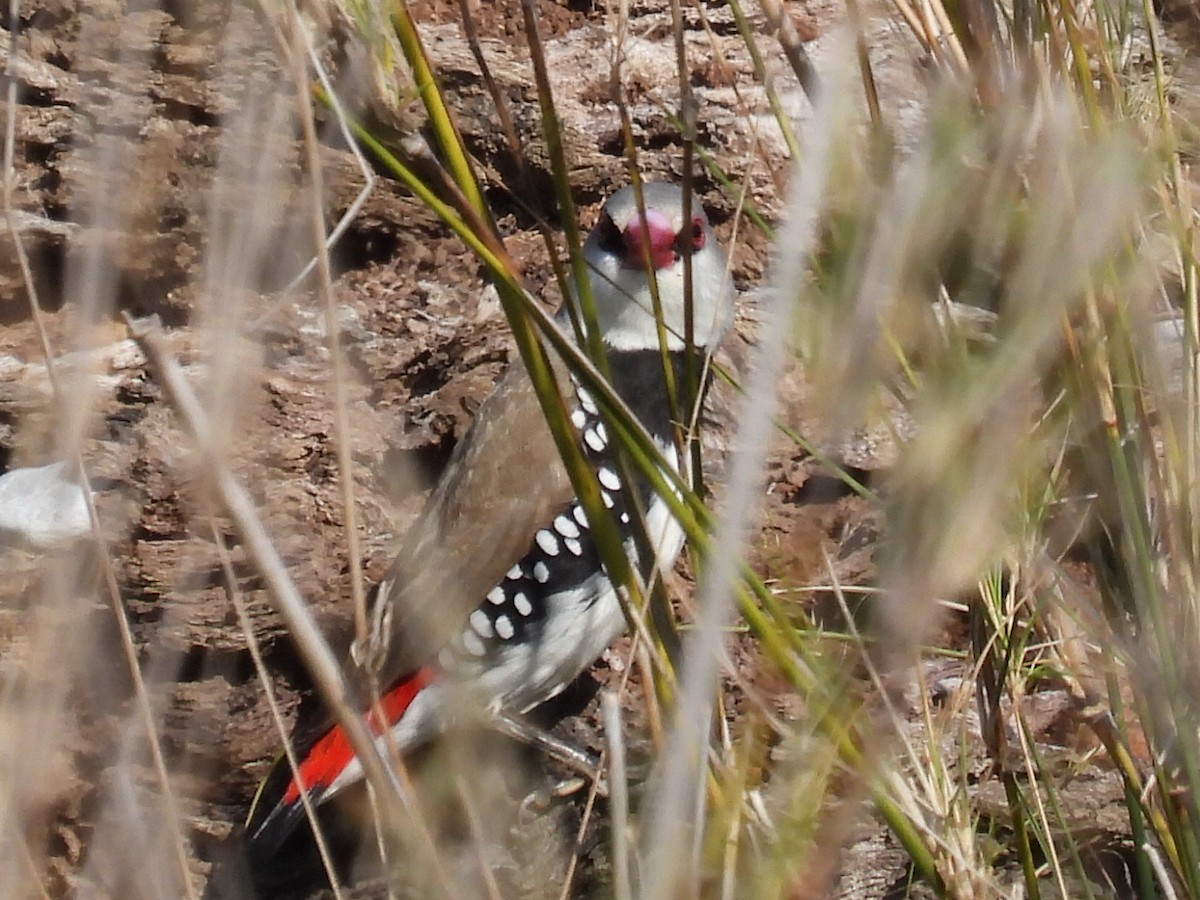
[573,183,733,353]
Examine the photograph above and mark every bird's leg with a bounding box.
[489,711,608,798]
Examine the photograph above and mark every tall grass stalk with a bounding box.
[639,40,844,896]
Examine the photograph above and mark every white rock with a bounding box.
[0,462,92,550]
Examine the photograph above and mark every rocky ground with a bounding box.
[0,0,1187,897]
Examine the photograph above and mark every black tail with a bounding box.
[206,788,371,900]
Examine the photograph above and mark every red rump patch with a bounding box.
[281,668,434,806]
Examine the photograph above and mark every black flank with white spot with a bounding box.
[447,349,695,663]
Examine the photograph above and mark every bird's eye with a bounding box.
[681,213,705,252]
[596,214,623,255]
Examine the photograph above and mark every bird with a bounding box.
[237,182,733,895]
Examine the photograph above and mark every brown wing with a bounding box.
[367,353,577,685]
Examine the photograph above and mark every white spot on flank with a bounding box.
[487,587,506,605]
[596,422,608,444]
[573,505,589,528]
[533,561,550,583]
[571,408,587,429]
[506,564,523,581]
[577,386,598,415]
[565,537,582,556]
[620,511,630,524]
[584,427,606,452]
[470,609,494,637]
[495,615,515,640]
[514,593,533,616]
[554,514,580,539]
[535,529,560,556]
[598,467,620,491]
[601,491,614,509]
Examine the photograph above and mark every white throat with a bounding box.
[571,244,732,352]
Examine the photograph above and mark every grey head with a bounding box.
[574,183,733,353]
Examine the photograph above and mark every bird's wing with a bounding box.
[244,356,576,860]
[369,351,577,684]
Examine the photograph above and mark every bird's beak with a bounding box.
[621,208,677,271]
